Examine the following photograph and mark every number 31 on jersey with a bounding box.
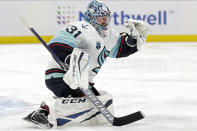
[65,25,82,38]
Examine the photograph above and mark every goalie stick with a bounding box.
[20,18,144,126]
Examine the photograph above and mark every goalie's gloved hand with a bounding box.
[124,19,151,39]
[124,19,151,50]
[120,32,137,47]
[70,87,85,98]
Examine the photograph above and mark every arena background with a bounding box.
[0,0,197,44]
[0,1,197,131]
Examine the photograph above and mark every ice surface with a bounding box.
[0,43,197,131]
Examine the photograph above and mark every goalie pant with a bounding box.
[47,90,114,127]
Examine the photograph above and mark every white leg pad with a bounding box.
[48,91,114,127]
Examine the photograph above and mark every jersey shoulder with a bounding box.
[68,21,95,33]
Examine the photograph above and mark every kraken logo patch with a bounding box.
[92,46,110,74]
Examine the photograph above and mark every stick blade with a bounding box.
[113,111,144,126]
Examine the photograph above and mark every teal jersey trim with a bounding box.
[48,30,77,48]
[109,36,121,58]
[45,72,65,80]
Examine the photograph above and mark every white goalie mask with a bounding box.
[84,0,111,37]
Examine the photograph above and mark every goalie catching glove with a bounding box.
[124,19,151,50]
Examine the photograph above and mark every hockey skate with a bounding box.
[23,101,53,129]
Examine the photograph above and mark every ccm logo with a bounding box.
[62,98,86,104]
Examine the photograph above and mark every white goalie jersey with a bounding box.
[46,20,121,83]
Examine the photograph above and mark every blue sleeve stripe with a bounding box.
[48,43,74,50]
[48,30,77,48]
[49,39,76,48]
[45,72,65,80]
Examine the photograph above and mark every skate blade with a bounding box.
[23,117,53,129]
